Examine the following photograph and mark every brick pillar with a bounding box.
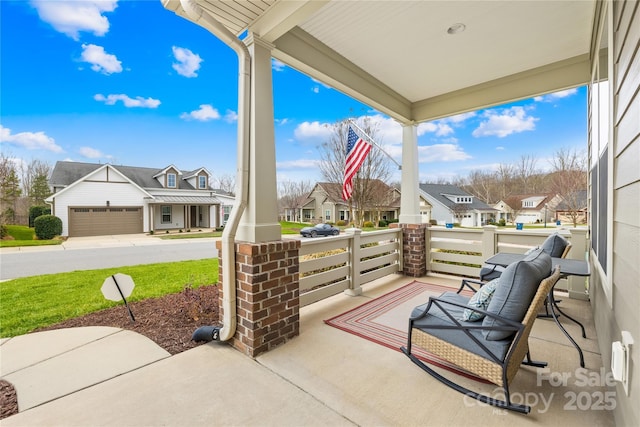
[216,239,300,357]
[392,223,428,277]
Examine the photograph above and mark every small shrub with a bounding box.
[386,218,399,224]
[29,206,51,227]
[0,224,7,239]
[378,220,388,227]
[498,218,506,226]
[363,221,374,228]
[336,220,347,227]
[34,215,62,240]
[429,219,438,226]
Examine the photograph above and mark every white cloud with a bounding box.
[417,122,454,137]
[534,88,578,102]
[276,118,290,126]
[30,0,117,40]
[311,87,320,94]
[223,109,237,123]
[180,104,220,121]
[472,106,537,138]
[445,111,477,123]
[294,121,334,143]
[81,44,122,74]
[172,46,202,78]
[79,146,109,159]
[94,93,161,108]
[276,159,321,169]
[417,144,471,163]
[272,59,286,72]
[0,125,63,152]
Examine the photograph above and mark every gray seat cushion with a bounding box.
[482,248,552,340]
[411,292,512,362]
[540,232,569,257]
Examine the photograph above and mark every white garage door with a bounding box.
[69,206,143,237]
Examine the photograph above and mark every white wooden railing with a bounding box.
[298,228,402,307]
[426,225,589,298]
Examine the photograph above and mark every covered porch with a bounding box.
[161,0,638,424]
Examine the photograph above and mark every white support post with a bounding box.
[344,228,363,296]
[236,34,281,243]
[482,225,497,260]
[399,123,422,224]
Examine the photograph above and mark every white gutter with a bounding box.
[180,0,250,342]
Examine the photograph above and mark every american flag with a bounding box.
[342,126,372,200]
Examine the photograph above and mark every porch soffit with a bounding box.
[164,0,595,122]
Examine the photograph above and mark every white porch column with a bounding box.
[399,123,422,224]
[236,34,281,243]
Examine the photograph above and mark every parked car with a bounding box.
[300,223,340,238]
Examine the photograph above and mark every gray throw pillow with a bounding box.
[482,248,552,340]
[540,232,569,257]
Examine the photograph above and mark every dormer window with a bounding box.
[167,173,176,188]
[198,176,207,189]
[455,196,472,204]
[523,200,536,208]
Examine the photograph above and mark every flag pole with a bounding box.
[348,119,402,170]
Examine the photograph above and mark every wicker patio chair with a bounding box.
[401,249,561,414]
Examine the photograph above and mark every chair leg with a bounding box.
[401,346,531,414]
[522,350,547,368]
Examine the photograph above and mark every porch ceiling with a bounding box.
[163,0,595,122]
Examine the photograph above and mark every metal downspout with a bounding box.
[180,0,250,342]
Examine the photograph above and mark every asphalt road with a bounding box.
[0,239,219,280]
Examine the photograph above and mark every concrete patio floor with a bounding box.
[1,273,615,426]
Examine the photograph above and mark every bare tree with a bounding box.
[548,147,587,226]
[464,169,497,203]
[278,180,313,222]
[213,173,235,195]
[496,163,516,201]
[318,118,393,226]
[515,154,539,194]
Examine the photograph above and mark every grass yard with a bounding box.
[0,259,218,338]
[0,225,63,248]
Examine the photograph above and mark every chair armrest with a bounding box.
[456,278,485,294]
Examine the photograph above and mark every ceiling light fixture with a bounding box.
[447,23,466,35]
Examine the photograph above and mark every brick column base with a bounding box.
[391,223,428,277]
[216,239,300,357]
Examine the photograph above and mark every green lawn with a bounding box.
[0,259,218,338]
[0,225,64,248]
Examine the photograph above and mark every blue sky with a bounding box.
[1,0,587,186]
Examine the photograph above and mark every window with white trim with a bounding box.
[161,205,172,223]
[199,176,207,189]
[325,209,331,221]
[167,173,176,188]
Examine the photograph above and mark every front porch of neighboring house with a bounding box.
[147,201,226,231]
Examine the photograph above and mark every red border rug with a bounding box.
[324,280,489,383]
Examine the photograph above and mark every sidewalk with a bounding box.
[1,232,219,254]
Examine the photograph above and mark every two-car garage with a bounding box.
[68,206,143,237]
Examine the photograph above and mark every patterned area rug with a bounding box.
[324,280,488,382]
